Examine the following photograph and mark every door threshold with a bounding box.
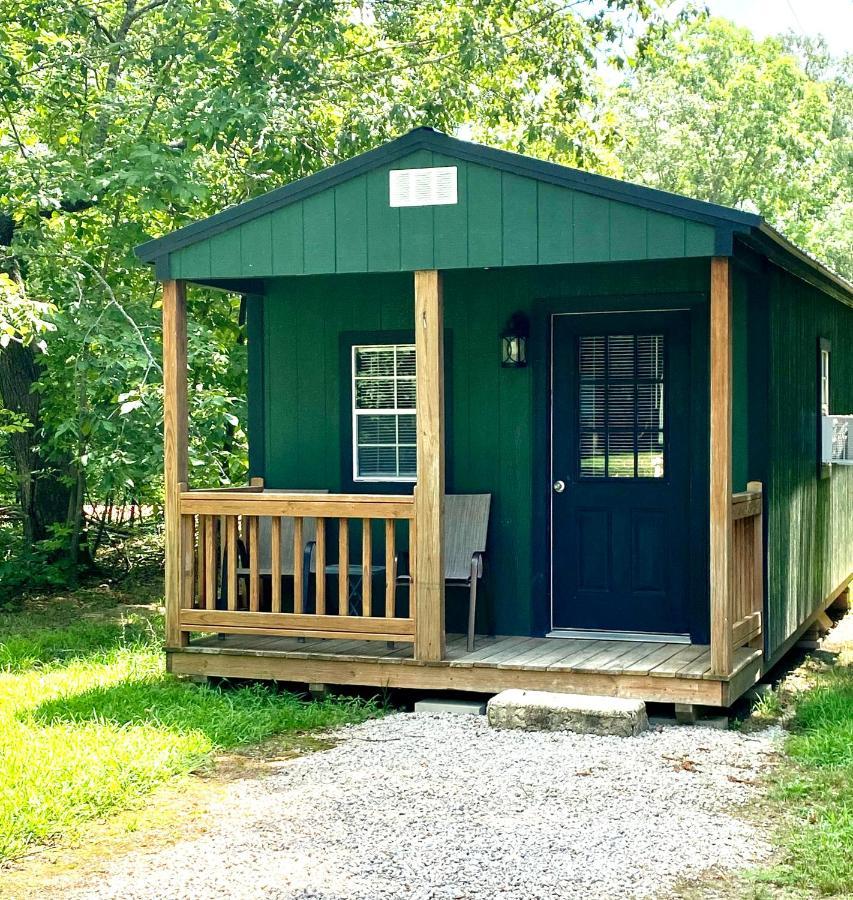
[547,628,691,644]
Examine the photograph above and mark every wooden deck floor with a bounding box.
[170,633,762,707]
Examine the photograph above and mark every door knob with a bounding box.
[553,480,566,493]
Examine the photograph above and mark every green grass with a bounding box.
[0,602,381,862]
[760,667,853,895]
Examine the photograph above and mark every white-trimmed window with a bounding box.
[352,344,416,481]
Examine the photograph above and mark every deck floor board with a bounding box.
[186,633,747,683]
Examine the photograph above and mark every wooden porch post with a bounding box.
[414,270,446,662]
[163,279,189,648]
[710,257,733,676]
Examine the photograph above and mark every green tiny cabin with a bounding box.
[137,128,853,709]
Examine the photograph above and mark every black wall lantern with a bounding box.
[501,313,529,368]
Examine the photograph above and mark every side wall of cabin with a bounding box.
[248,258,713,639]
[758,265,853,659]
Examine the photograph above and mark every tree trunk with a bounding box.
[0,339,73,543]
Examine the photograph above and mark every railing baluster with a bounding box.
[197,514,206,609]
[293,516,304,614]
[338,517,349,616]
[204,515,217,610]
[227,515,238,611]
[385,518,395,618]
[182,515,195,609]
[248,515,260,612]
[362,518,372,616]
[271,516,282,613]
[315,518,326,614]
[409,514,416,619]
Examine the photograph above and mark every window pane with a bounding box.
[355,347,394,377]
[608,432,636,478]
[396,378,416,409]
[398,414,416,444]
[356,378,395,409]
[607,335,635,379]
[398,446,417,476]
[396,346,416,376]
[637,335,664,379]
[637,383,664,430]
[607,383,635,429]
[579,384,605,429]
[638,431,665,478]
[357,415,397,445]
[579,336,605,379]
[357,446,398,477]
[579,431,606,478]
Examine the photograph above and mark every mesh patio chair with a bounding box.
[397,493,491,652]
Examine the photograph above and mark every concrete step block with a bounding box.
[487,689,648,737]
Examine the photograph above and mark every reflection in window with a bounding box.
[578,334,665,479]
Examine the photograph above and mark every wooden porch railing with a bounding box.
[727,481,764,663]
[176,488,416,643]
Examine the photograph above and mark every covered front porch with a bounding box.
[161,260,764,707]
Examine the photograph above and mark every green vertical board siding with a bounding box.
[399,149,434,270]
[366,167,400,271]
[685,220,715,256]
[270,203,304,275]
[573,193,610,263]
[609,201,647,261]
[253,258,711,637]
[466,164,503,267]
[765,267,853,657]
[501,173,538,266]
[240,217,272,275]
[246,294,265,478]
[302,192,336,274]
[334,177,368,273]
[537,182,573,265]
[647,211,686,259]
[210,229,242,278]
[432,154,469,269]
[731,266,749,493]
[166,154,717,280]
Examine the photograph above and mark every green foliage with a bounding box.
[0,0,664,540]
[0,606,381,861]
[760,667,853,895]
[786,671,853,768]
[0,523,83,605]
[612,18,853,279]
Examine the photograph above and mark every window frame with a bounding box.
[351,342,417,484]
[818,336,832,478]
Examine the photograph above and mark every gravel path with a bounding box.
[65,714,781,900]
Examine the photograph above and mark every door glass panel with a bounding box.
[578,334,665,479]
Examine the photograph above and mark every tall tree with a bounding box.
[0,0,667,568]
[611,17,852,279]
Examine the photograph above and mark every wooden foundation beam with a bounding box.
[163,279,189,648]
[413,270,446,662]
[710,257,733,676]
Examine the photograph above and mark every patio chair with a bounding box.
[233,489,327,608]
[397,493,491,652]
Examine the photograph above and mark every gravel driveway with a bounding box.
[65,713,780,900]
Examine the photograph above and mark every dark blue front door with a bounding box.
[551,312,691,635]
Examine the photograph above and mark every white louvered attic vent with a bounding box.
[389,166,458,207]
